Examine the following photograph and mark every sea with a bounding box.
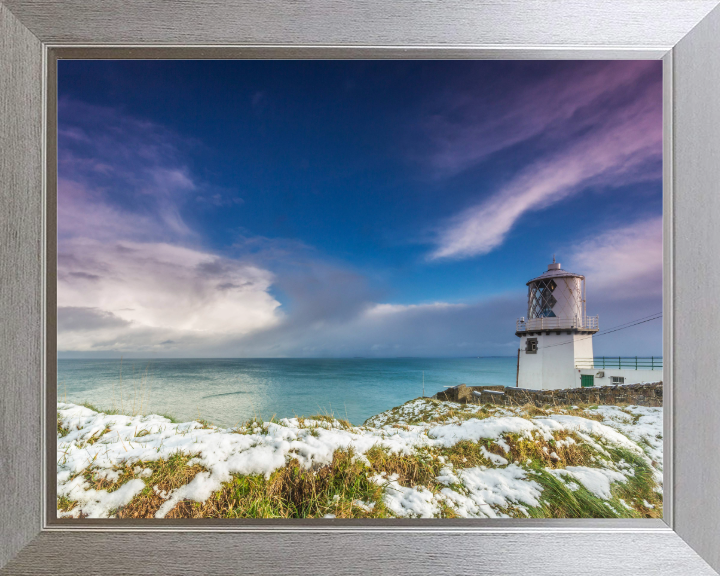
[56,357,517,427]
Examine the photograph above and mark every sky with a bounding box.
[57,60,663,358]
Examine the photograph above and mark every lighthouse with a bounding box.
[515,258,599,390]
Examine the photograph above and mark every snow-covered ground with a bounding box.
[56,399,663,519]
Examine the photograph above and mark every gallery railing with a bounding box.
[575,357,663,370]
[516,315,599,332]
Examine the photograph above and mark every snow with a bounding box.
[363,398,513,427]
[534,414,643,454]
[60,476,145,518]
[593,405,663,465]
[352,499,375,512]
[373,474,439,518]
[57,399,662,519]
[480,446,509,466]
[550,466,627,500]
[428,417,536,447]
[440,464,543,518]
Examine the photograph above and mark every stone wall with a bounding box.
[435,384,505,403]
[436,382,662,408]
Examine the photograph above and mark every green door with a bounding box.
[581,375,594,388]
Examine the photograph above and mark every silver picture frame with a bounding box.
[1,1,720,573]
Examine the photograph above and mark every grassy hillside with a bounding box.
[56,398,662,519]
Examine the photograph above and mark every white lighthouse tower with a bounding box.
[515,257,599,390]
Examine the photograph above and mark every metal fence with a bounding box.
[516,315,599,332]
[575,357,663,370]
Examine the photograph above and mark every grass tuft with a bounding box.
[525,467,619,518]
[163,449,390,519]
[308,414,352,429]
[57,495,78,512]
[365,446,443,490]
[57,413,69,437]
[58,397,663,520]
[116,453,205,518]
[79,402,121,416]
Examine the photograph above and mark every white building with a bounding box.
[515,258,662,390]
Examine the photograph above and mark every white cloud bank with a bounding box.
[57,102,283,352]
[58,240,282,351]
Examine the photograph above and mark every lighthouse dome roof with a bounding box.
[526,261,584,286]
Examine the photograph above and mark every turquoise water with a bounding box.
[57,358,516,427]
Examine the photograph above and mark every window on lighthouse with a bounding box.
[529,279,558,318]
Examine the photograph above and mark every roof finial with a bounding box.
[552,254,556,264]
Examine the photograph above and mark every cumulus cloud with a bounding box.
[57,102,282,352]
[58,307,131,332]
[427,61,662,260]
[56,102,389,355]
[57,239,282,351]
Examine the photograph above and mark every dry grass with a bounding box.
[58,396,662,520]
[85,426,112,446]
[366,398,496,427]
[57,413,69,437]
[513,402,604,422]
[307,414,352,429]
[82,461,148,493]
[116,453,205,518]
[162,449,389,519]
[439,440,495,469]
[365,446,444,490]
[66,431,659,520]
[57,495,77,512]
[502,430,595,469]
[562,404,605,422]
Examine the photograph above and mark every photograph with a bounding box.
[55,59,663,520]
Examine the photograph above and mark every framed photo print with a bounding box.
[2,1,720,574]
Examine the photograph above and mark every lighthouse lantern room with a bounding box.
[516,258,599,390]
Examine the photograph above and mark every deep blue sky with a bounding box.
[57,60,663,357]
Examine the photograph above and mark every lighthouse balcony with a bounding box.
[516,315,599,333]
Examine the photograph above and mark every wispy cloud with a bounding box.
[420,61,660,176]
[365,302,467,317]
[58,100,242,242]
[426,61,662,260]
[552,216,664,353]
[566,216,663,298]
